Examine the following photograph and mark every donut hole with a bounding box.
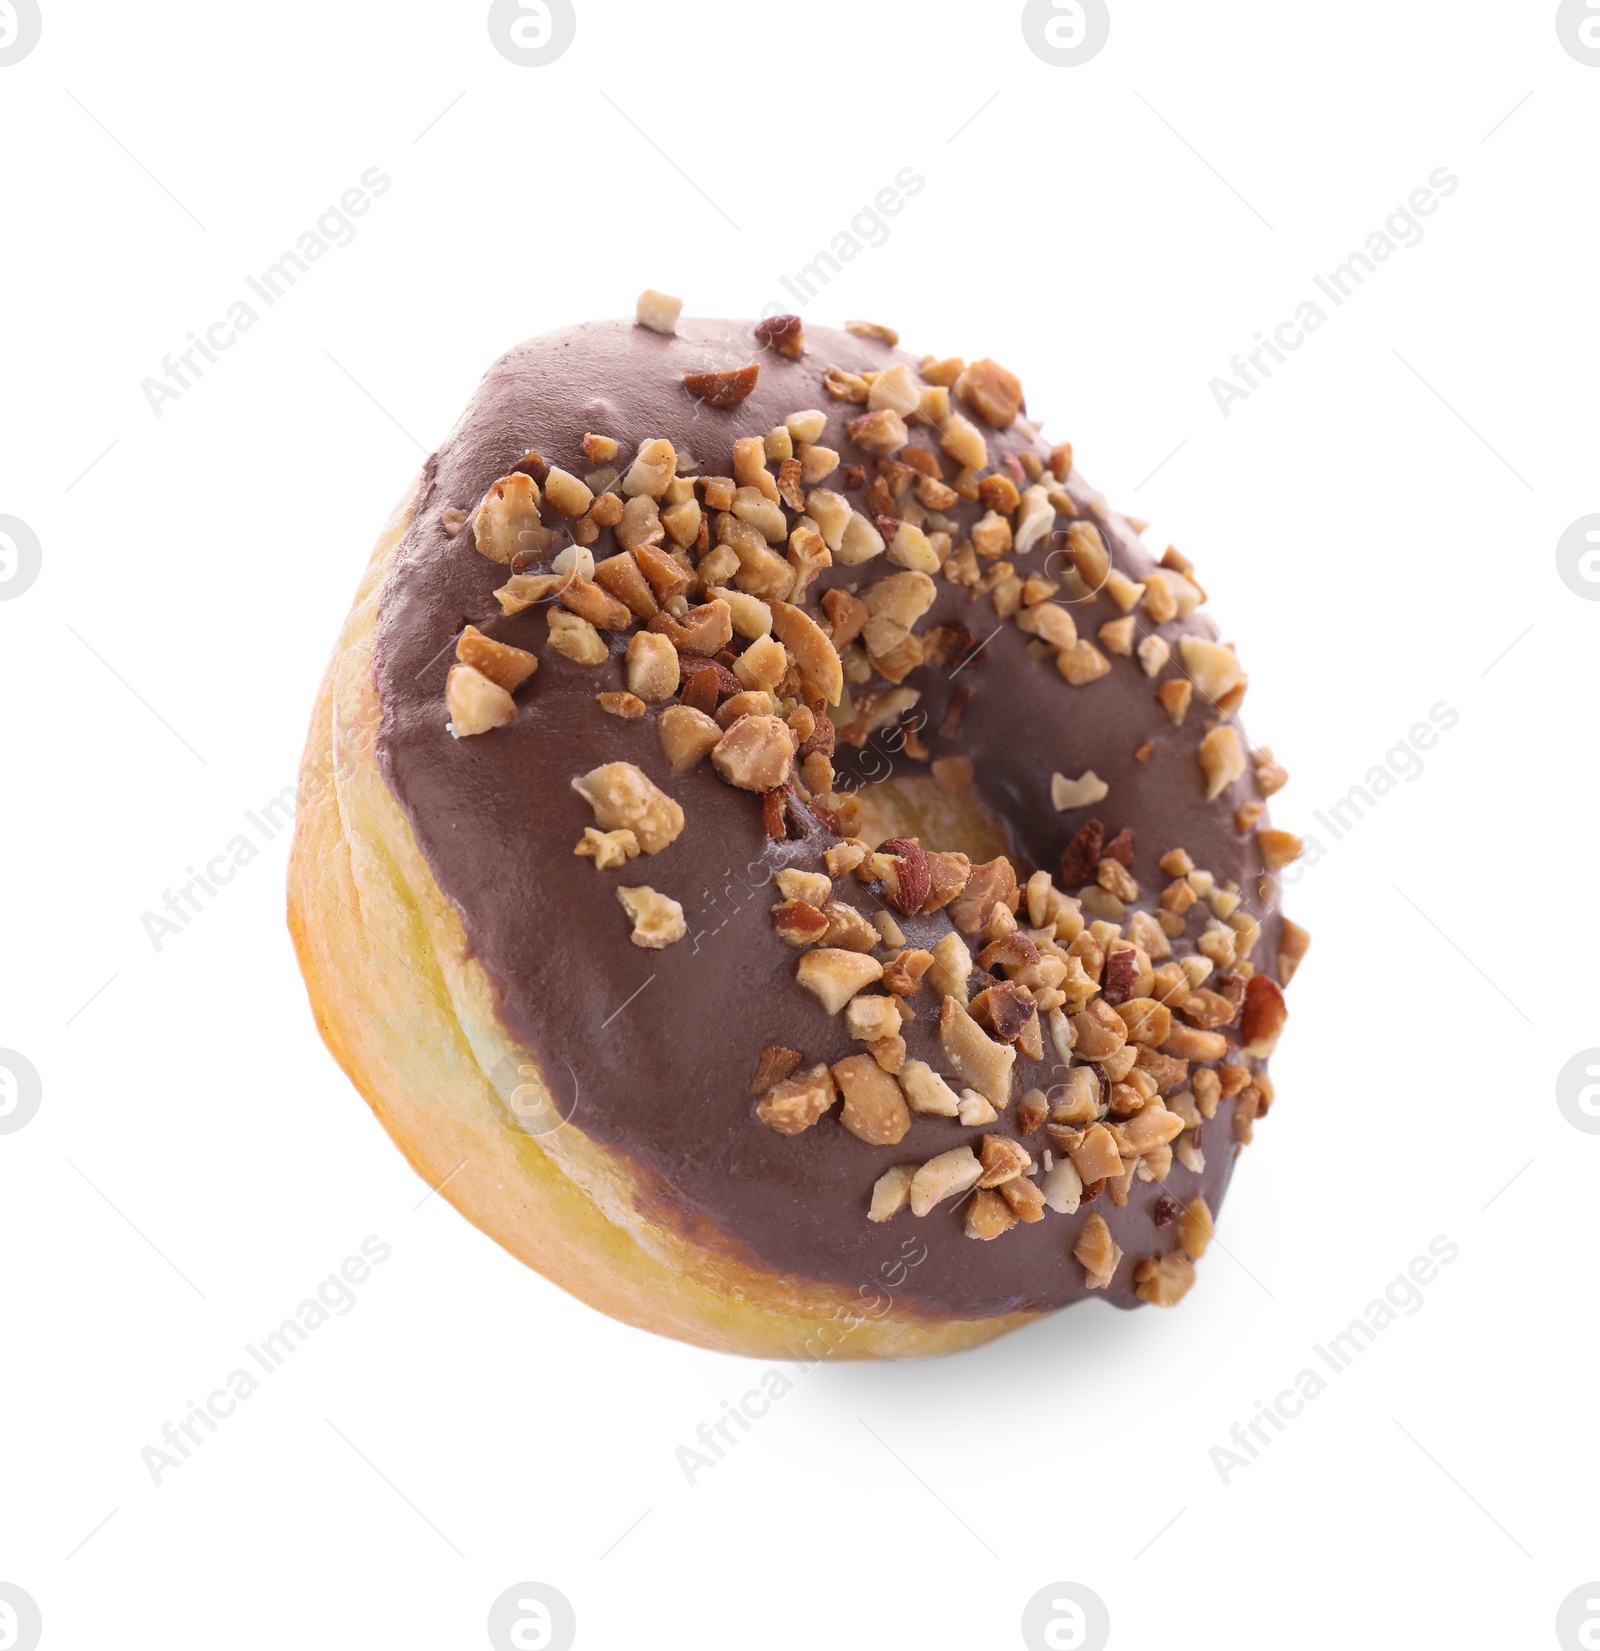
[851,774,1015,867]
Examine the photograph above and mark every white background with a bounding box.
[2,2,1596,1647]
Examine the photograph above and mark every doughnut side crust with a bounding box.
[287,475,1038,1358]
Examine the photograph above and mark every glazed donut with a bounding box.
[288,297,1309,1359]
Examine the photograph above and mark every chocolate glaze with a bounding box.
[373,320,1281,1320]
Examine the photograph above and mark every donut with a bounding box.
[288,295,1308,1359]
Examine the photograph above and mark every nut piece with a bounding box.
[1198,726,1246,800]
[616,885,686,949]
[543,466,595,517]
[1134,1251,1196,1307]
[796,949,884,1015]
[754,314,805,359]
[1074,1212,1123,1290]
[1051,770,1109,812]
[1178,636,1245,703]
[938,996,1016,1108]
[978,1135,1032,1187]
[1177,1195,1214,1260]
[684,363,760,407]
[846,318,900,345]
[769,601,845,705]
[748,1045,802,1096]
[1278,918,1311,987]
[965,1188,1018,1241]
[572,762,685,853]
[756,1063,838,1135]
[832,1054,912,1146]
[868,1164,916,1222]
[1041,1158,1084,1214]
[574,827,639,869]
[635,289,683,334]
[626,631,680,703]
[456,625,538,693]
[711,714,794,792]
[471,472,546,565]
[547,609,610,665]
[898,1059,962,1117]
[909,1146,983,1216]
[446,664,516,737]
[656,704,723,772]
[1240,973,1288,1054]
[955,358,1023,428]
[771,899,830,947]
[1257,829,1304,871]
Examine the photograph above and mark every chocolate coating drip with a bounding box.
[374,320,1279,1319]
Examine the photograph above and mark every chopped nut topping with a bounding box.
[938,411,989,470]
[616,884,686,949]
[471,472,547,565]
[926,933,974,1004]
[574,826,639,868]
[754,313,805,359]
[1198,725,1246,800]
[1138,635,1171,678]
[965,1187,1018,1240]
[1099,616,1136,657]
[1134,1251,1196,1306]
[1074,1211,1123,1289]
[771,899,830,948]
[710,713,794,791]
[955,358,1023,428]
[843,993,903,1045]
[597,691,645,719]
[939,996,1016,1108]
[978,1135,1032,1187]
[683,364,759,407]
[650,704,718,773]
[572,761,684,853]
[1277,918,1311,986]
[635,289,683,333]
[545,609,608,665]
[1240,974,1288,1053]
[832,1053,912,1146]
[1257,829,1304,871]
[796,948,883,1015]
[650,598,734,657]
[446,664,516,737]
[749,1045,803,1096]
[621,631,678,704]
[1177,1195,1214,1260]
[542,465,594,517]
[439,506,469,537]
[949,857,1020,936]
[868,1164,916,1222]
[823,366,870,403]
[1178,636,1244,704]
[756,1063,838,1135]
[1062,521,1109,590]
[1057,640,1111,687]
[846,318,900,345]
[456,625,538,694]
[1050,771,1109,814]
[908,1145,983,1216]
